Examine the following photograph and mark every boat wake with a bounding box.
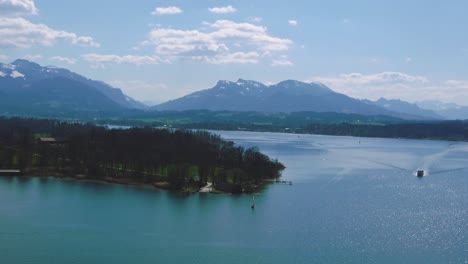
[367,143,468,177]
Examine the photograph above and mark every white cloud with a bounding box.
[272,56,293,66]
[208,5,237,14]
[22,53,42,60]
[50,56,76,64]
[151,6,182,15]
[81,53,160,66]
[0,54,9,61]
[146,20,292,64]
[0,0,37,16]
[73,36,98,47]
[308,72,468,105]
[288,20,298,26]
[0,17,99,48]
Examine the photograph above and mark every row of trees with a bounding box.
[0,117,285,191]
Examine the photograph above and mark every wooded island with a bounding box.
[0,117,285,193]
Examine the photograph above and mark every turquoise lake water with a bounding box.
[1,131,467,263]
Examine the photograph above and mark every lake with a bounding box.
[1,131,467,263]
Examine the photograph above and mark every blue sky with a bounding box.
[1,0,467,105]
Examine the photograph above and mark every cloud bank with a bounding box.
[145,20,292,64]
[0,17,99,48]
[0,1,99,49]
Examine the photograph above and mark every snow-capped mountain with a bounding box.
[0,59,146,113]
[153,79,425,119]
[0,63,25,79]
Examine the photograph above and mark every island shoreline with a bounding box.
[1,172,276,194]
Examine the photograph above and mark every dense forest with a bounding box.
[0,117,285,193]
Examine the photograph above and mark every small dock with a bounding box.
[0,170,21,176]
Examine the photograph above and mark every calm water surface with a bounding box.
[1,131,467,263]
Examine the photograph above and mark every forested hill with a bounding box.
[0,118,284,193]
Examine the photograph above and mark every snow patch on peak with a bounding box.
[236,79,265,88]
[10,71,24,78]
[0,71,5,77]
[125,96,130,102]
[216,80,234,87]
[2,64,15,70]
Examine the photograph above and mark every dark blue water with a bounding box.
[1,131,467,263]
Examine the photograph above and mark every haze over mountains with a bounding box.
[414,101,468,120]
[0,59,466,120]
[368,98,443,120]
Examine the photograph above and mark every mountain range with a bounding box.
[0,59,466,120]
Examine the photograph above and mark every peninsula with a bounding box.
[0,117,285,193]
